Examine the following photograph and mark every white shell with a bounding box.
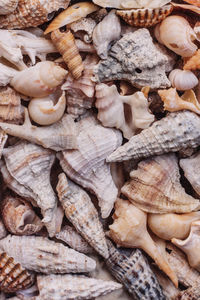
[0,63,18,87]
[92,0,171,9]
[0,0,18,15]
[169,69,198,91]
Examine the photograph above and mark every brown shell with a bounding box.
[116,5,173,27]
[0,252,34,293]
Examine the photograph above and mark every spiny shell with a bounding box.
[105,239,165,300]
[116,5,173,27]
[0,251,34,293]
[56,173,109,258]
[0,0,18,15]
[107,111,200,163]
[35,274,122,300]
[121,154,200,213]
[51,30,83,80]
[184,49,200,70]
[0,235,96,274]
[168,69,198,90]
[92,0,171,9]
[0,0,70,29]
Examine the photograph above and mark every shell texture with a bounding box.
[0,0,18,15]
[92,10,121,60]
[0,131,7,159]
[171,2,200,14]
[94,29,171,89]
[179,283,200,300]
[75,38,96,53]
[121,153,200,213]
[194,22,200,41]
[184,49,200,70]
[107,111,200,163]
[183,0,200,6]
[116,5,173,28]
[105,239,165,300]
[0,235,96,274]
[35,274,122,300]
[92,0,171,9]
[168,69,198,91]
[0,221,7,241]
[69,17,96,43]
[0,63,18,87]
[57,113,122,218]
[0,0,70,29]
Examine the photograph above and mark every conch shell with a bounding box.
[121,153,200,213]
[184,49,200,71]
[92,0,171,9]
[108,198,178,287]
[155,15,197,57]
[168,69,198,91]
[0,0,18,15]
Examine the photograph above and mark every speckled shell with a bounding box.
[56,173,109,258]
[107,111,200,162]
[116,5,173,27]
[105,240,165,300]
[0,235,96,274]
[35,274,122,300]
[178,281,200,300]
[0,0,18,14]
[0,251,34,293]
[0,0,70,29]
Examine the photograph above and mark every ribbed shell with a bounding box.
[56,173,109,258]
[107,111,200,162]
[0,0,18,15]
[116,5,173,27]
[105,240,165,300]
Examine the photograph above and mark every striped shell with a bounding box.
[116,5,173,27]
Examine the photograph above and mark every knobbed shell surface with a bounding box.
[184,49,200,70]
[92,0,171,9]
[121,154,200,213]
[168,69,198,91]
[0,0,18,15]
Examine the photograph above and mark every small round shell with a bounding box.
[169,69,198,91]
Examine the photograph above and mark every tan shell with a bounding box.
[0,131,7,159]
[0,0,18,14]
[121,153,200,213]
[92,0,171,9]
[0,221,7,241]
[69,17,96,44]
[182,0,200,6]
[1,195,43,236]
[171,2,200,13]
[168,69,198,91]
[56,173,109,258]
[0,235,96,274]
[0,0,70,29]
[184,49,200,70]
[117,5,173,28]
[0,251,34,293]
[178,281,200,300]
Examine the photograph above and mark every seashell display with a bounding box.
[10,61,67,98]
[0,108,78,151]
[56,173,109,258]
[0,0,18,15]
[92,10,121,59]
[116,5,173,28]
[0,235,96,274]
[172,221,200,272]
[108,198,178,286]
[95,83,154,139]
[44,2,99,34]
[57,113,122,218]
[69,17,96,44]
[0,0,70,29]
[94,29,171,89]
[121,154,200,213]
[107,111,200,163]
[28,91,66,126]
[1,195,43,236]
[155,16,197,57]
[168,69,198,91]
[92,0,171,9]
[55,225,93,254]
[184,49,200,71]
[51,29,83,80]
[0,251,34,293]
[0,63,18,87]
[148,212,200,241]
[35,274,122,300]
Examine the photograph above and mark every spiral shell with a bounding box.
[169,69,198,91]
[0,0,18,15]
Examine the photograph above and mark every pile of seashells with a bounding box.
[0,0,200,299]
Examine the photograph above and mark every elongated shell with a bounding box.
[107,111,200,162]
[168,69,198,90]
[121,154,200,213]
[0,0,18,14]
[0,235,96,274]
[92,0,171,9]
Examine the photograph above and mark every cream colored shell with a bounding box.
[169,69,198,91]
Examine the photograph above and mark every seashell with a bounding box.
[183,0,200,6]
[184,49,200,71]
[116,5,173,28]
[0,235,96,274]
[57,113,122,218]
[10,61,67,98]
[168,69,198,91]
[28,91,66,126]
[0,221,7,241]
[45,2,99,34]
[95,83,154,139]
[108,198,178,286]
[0,63,18,87]
[121,154,200,213]
[148,212,200,241]
[105,239,166,300]
[56,173,109,258]
[94,29,171,89]
[65,89,94,117]
[194,22,200,41]
[0,0,18,15]
[0,87,23,125]
[119,81,136,96]
[171,2,200,14]
[92,10,121,59]
[0,131,7,160]
[55,225,93,254]
[51,29,83,80]
[1,195,43,236]
[75,38,96,53]
[92,0,171,9]
[0,0,70,29]
[0,108,78,151]
[154,16,197,57]
[178,282,200,300]
[0,251,34,293]
[35,274,122,300]
[106,111,200,163]
[69,17,96,43]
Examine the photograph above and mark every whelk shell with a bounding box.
[184,49,200,70]
[92,0,171,9]
[168,69,198,91]
[0,0,18,15]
